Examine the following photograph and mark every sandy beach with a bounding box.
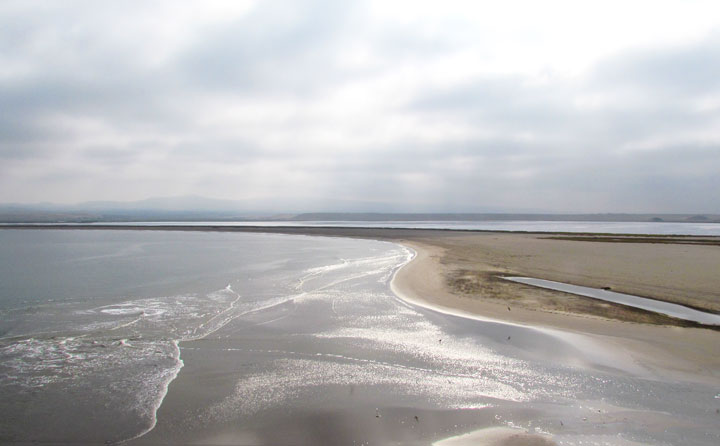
[5,225,720,445]
[387,232,720,385]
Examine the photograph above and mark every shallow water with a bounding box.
[0,230,718,445]
[504,277,720,326]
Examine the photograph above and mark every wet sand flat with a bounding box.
[387,232,720,385]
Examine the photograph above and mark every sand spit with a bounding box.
[388,235,720,385]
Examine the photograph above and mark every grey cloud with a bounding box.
[178,1,361,95]
[169,139,277,163]
[81,145,145,164]
[591,34,720,96]
[1,1,719,212]
[0,143,48,160]
[407,77,581,142]
[408,35,720,146]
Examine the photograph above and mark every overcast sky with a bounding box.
[1,0,719,212]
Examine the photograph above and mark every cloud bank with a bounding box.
[1,0,719,212]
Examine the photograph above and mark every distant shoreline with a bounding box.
[3,222,720,239]
[6,223,720,313]
[5,223,720,384]
[3,210,720,225]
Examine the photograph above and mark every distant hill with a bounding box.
[1,197,718,223]
[0,196,260,222]
[290,213,720,223]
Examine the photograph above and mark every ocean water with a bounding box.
[0,230,402,442]
[0,229,718,445]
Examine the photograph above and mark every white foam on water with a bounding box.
[116,245,418,435]
[295,251,408,292]
[0,282,262,443]
[99,306,146,316]
[121,339,184,444]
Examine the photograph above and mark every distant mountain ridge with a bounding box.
[1,197,718,223]
[0,196,258,222]
[291,213,720,223]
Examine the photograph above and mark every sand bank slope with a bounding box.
[391,235,720,385]
[434,427,556,446]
